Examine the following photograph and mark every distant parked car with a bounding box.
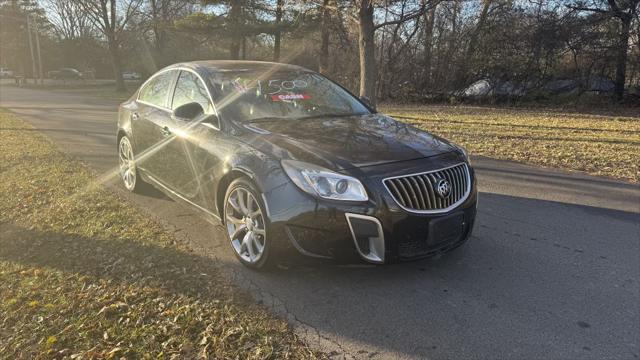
[49,68,83,80]
[122,71,141,80]
[0,67,14,78]
[587,76,615,93]
[461,79,525,98]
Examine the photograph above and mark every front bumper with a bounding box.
[264,154,477,264]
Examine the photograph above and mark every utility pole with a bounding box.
[26,14,37,84]
[33,15,43,84]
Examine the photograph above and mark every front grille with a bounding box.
[383,163,470,212]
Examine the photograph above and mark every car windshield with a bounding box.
[208,70,370,122]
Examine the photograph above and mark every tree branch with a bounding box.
[374,8,425,30]
[566,5,609,14]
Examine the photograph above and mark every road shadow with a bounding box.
[134,180,171,200]
[2,190,637,359]
[0,220,320,358]
[218,192,639,359]
[0,222,229,300]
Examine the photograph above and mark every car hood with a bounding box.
[234,113,457,170]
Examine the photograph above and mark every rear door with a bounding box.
[131,69,178,184]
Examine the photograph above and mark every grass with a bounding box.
[0,110,321,359]
[381,104,640,182]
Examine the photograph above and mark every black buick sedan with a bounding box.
[117,61,477,268]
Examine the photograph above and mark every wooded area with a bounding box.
[1,0,638,103]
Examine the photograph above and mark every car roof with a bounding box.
[163,60,310,74]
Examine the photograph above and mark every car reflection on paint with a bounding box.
[117,61,477,269]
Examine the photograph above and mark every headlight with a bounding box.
[281,160,368,201]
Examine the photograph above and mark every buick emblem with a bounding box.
[436,178,451,198]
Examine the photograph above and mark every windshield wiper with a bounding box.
[246,116,285,123]
[294,113,363,121]
[247,113,365,123]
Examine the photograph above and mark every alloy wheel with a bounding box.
[225,187,266,264]
[118,136,137,191]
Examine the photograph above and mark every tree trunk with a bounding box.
[377,5,389,99]
[444,0,460,87]
[150,0,165,66]
[358,0,376,106]
[457,0,490,86]
[107,37,125,92]
[228,0,242,60]
[422,1,437,88]
[229,42,240,60]
[273,0,284,61]
[614,15,631,100]
[465,0,491,62]
[241,36,247,59]
[26,14,36,82]
[319,0,331,74]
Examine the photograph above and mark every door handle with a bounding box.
[161,126,172,137]
[131,112,139,120]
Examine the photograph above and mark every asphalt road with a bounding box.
[1,85,639,359]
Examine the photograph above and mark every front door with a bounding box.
[164,70,219,206]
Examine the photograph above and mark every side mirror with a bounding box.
[173,102,219,128]
[360,96,375,111]
[173,102,204,121]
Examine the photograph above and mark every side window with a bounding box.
[172,71,214,115]
[138,71,175,107]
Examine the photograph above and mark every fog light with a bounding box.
[345,213,385,263]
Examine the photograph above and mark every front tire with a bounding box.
[118,135,145,192]
[223,178,274,269]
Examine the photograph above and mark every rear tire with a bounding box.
[223,178,275,269]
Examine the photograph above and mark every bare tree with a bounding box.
[378,0,422,98]
[443,0,459,84]
[44,0,91,40]
[24,0,639,103]
[357,0,376,103]
[273,0,284,60]
[74,0,142,92]
[319,0,333,73]
[570,0,640,99]
[455,0,491,85]
[144,0,195,64]
[422,0,438,87]
[356,0,428,105]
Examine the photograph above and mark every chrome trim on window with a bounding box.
[136,99,171,112]
[345,213,385,264]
